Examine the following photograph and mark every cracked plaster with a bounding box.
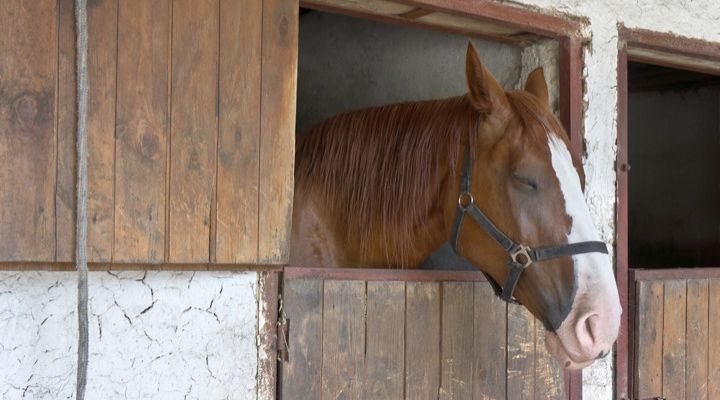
[0,271,258,400]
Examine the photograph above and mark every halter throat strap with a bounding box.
[450,148,608,304]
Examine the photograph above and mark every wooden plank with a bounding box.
[0,0,57,261]
[56,0,76,261]
[114,0,169,263]
[215,0,262,264]
[168,0,219,262]
[686,279,709,400]
[258,0,298,264]
[473,282,506,400]
[439,282,474,400]
[636,280,664,399]
[56,0,117,262]
[662,279,687,400]
[280,279,323,400]
[534,316,564,400]
[363,281,405,399]
[85,0,118,262]
[709,279,720,400]
[507,302,535,400]
[321,280,365,399]
[284,266,488,282]
[405,281,441,399]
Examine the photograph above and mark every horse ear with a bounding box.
[524,68,549,107]
[465,42,506,113]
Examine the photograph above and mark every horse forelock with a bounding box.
[295,96,478,266]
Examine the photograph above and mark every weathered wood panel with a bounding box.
[534,314,564,400]
[280,279,323,400]
[439,282,474,400]
[473,282,507,399]
[85,0,118,262]
[258,0,298,264]
[168,0,219,262]
[405,281,441,399]
[215,0,262,264]
[321,280,365,399]
[114,0,170,263]
[363,281,405,399]
[56,0,118,262]
[636,279,664,399]
[56,0,77,261]
[0,1,57,261]
[281,275,567,400]
[662,279,686,400]
[507,302,535,400]
[686,279,708,400]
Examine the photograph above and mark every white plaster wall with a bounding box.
[501,1,720,398]
[0,271,258,400]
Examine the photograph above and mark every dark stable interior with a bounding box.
[628,61,720,268]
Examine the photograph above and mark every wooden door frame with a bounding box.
[276,2,587,399]
[616,25,720,400]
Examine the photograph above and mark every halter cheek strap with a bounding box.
[449,148,608,305]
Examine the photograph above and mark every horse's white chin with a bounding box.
[545,332,594,370]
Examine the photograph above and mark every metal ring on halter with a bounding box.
[457,192,474,210]
[510,244,533,268]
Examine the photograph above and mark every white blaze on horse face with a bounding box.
[547,134,621,366]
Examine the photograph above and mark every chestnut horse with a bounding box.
[291,43,621,369]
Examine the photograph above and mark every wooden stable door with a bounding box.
[0,0,296,266]
[631,272,720,400]
[279,268,569,400]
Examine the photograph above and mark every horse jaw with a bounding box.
[545,134,622,369]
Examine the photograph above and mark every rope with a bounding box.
[74,0,89,399]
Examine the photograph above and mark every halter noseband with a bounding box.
[448,148,608,305]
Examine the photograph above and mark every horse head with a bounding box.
[459,43,621,369]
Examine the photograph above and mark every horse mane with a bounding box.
[295,91,569,266]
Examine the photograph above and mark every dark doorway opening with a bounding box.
[628,61,720,268]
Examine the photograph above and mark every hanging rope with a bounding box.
[74,0,90,399]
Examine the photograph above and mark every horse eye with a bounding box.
[513,174,538,191]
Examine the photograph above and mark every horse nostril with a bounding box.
[576,313,601,354]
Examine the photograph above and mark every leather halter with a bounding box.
[442,148,608,307]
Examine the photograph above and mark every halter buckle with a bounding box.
[458,191,474,210]
[510,244,533,269]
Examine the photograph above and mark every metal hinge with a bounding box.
[277,297,289,362]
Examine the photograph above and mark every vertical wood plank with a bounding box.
[507,302,535,400]
[258,0,298,263]
[56,0,117,262]
[439,282,474,400]
[534,317,564,400]
[708,279,720,400]
[686,279,709,400]
[363,282,404,399]
[56,0,76,261]
[168,0,219,262]
[636,280,664,399]
[114,0,169,263]
[215,0,262,264]
[405,281,440,399]
[85,0,118,262]
[280,279,323,400]
[473,282,507,400]
[322,280,365,400]
[662,279,686,400]
[0,0,57,261]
